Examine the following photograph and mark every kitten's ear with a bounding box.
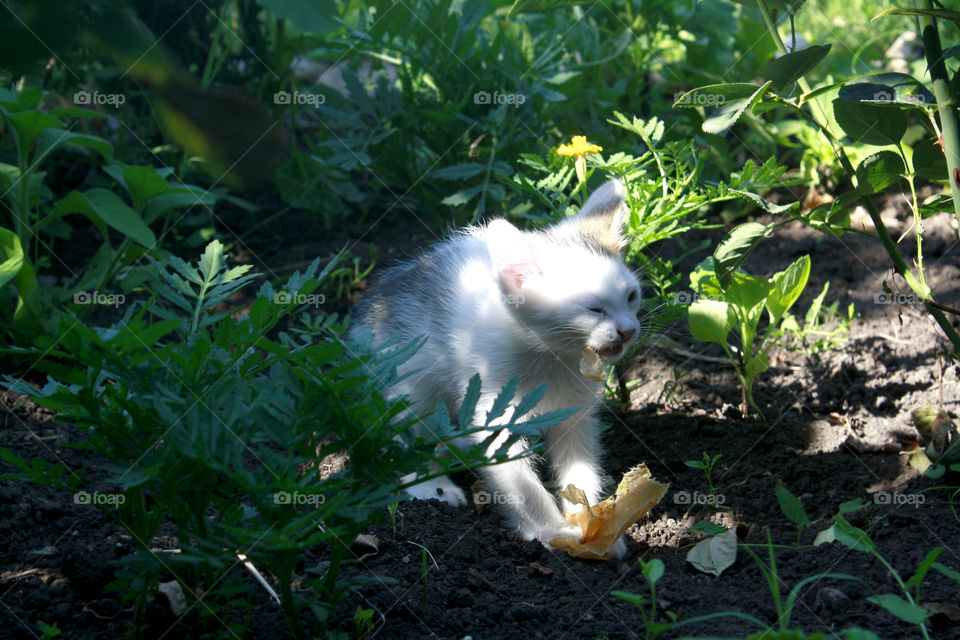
[571,179,628,254]
[486,219,540,294]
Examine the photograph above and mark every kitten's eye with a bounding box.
[588,306,605,315]
[628,290,638,303]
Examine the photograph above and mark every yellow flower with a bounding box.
[558,135,602,185]
[557,135,602,157]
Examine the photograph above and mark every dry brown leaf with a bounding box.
[351,534,380,561]
[549,464,669,560]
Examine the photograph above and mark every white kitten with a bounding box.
[351,180,641,557]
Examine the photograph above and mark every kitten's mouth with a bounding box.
[596,343,624,359]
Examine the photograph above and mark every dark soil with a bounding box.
[3,201,960,639]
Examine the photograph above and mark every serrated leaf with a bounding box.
[713,222,769,289]
[702,82,772,136]
[485,377,518,425]
[459,374,482,428]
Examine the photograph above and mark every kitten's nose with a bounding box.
[618,327,636,341]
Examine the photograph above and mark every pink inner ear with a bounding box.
[499,262,531,294]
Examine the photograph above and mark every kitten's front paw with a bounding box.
[404,477,467,506]
[520,522,583,548]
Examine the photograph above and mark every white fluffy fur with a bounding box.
[351,180,641,557]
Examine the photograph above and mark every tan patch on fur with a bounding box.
[575,211,626,256]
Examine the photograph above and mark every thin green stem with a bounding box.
[756,0,960,353]
[917,3,960,237]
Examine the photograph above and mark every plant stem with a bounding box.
[918,4,960,236]
[757,0,960,353]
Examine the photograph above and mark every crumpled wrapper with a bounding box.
[550,464,669,560]
[579,347,606,381]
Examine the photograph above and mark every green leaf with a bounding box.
[873,7,960,24]
[765,45,831,92]
[905,546,943,591]
[903,269,931,299]
[913,136,948,181]
[727,188,799,214]
[0,228,25,289]
[255,0,339,33]
[673,83,762,108]
[713,222,770,289]
[838,72,935,108]
[766,255,811,323]
[3,110,64,153]
[833,514,875,551]
[35,129,113,161]
[54,189,156,248]
[688,299,734,345]
[838,498,869,513]
[856,151,904,194]
[432,163,487,180]
[775,485,811,527]
[744,353,769,379]
[641,558,664,584]
[702,82,772,136]
[122,165,171,212]
[865,594,932,624]
[508,0,598,15]
[832,99,906,146]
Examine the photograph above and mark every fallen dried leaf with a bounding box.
[351,534,379,562]
[159,580,187,616]
[686,528,738,577]
[549,464,669,560]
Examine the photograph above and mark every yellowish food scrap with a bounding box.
[549,464,669,560]
[579,347,605,381]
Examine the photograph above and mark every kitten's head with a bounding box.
[486,179,642,362]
